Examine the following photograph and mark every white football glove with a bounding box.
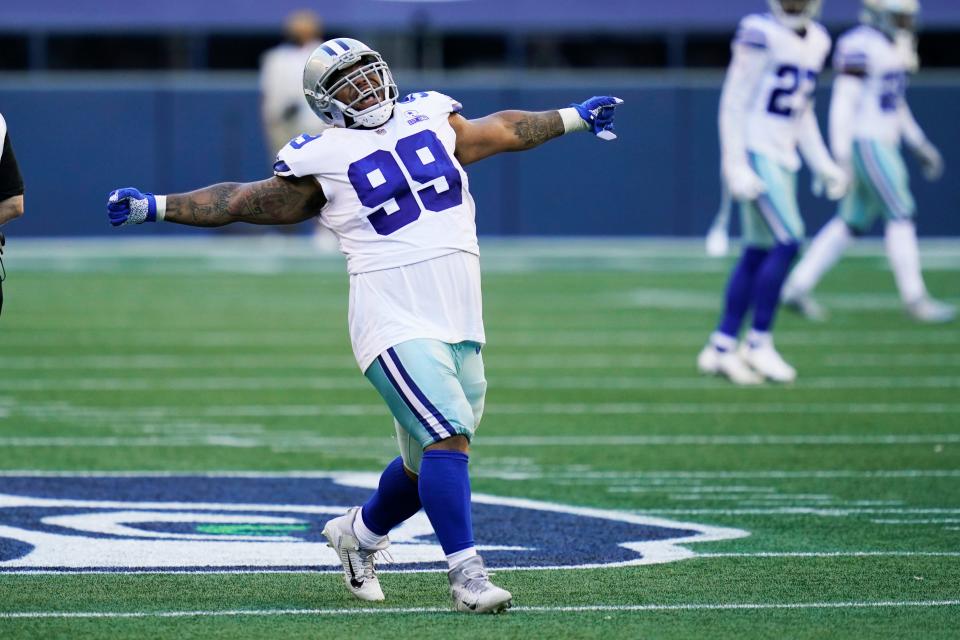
[723,164,766,202]
[815,162,850,201]
[914,142,944,182]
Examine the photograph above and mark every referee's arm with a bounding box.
[0,116,25,226]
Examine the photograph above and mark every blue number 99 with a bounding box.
[348,131,463,235]
[348,150,422,236]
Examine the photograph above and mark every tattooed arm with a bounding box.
[449,96,623,165]
[448,111,566,166]
[163,176,326,227]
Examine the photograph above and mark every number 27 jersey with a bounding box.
[274,91,479,275]
[736,14,832,171]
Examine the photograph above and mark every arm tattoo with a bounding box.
[165,183,236,226]
[511,111,564,148]
[165,178,325,227]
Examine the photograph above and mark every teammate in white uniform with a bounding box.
[782,0,954,323]
[106,37,623,613]
[0,111,26,317]
[698,0,848,385]
[260,10,327,158]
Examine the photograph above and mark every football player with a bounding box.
[106,38,622,613]
[0,112,24,227]
[697,0,848,385]
[0,111,26,317]
[705,180,733,258]
[782,0,954,323]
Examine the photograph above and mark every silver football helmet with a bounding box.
[767,0,823,31]
[302,38,398,129]
[862,0,921,71]
[862,0,920,35]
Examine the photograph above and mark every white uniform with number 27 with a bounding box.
[728,13,831,246]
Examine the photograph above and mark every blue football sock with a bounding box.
[717,246,769,339]
[360,456,422,536]
[418,449,475,556]
[751,242,800,333]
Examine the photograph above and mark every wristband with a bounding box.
[155,195,167,222]
[558,108,589,134]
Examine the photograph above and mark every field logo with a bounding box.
[0,474,748,573]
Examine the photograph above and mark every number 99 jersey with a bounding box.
[736,13,832,171]
[274,91,479,276]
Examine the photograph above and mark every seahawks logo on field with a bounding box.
[0,474,748,573]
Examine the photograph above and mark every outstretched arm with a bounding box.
[108,176,326,228]
[450,96,623,166]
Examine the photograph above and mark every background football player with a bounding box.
[697,0,848,385]
[782,0,954,323]
[106,38,622,613]
[0,111,26,317]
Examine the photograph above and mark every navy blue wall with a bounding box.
[2,74,959,237]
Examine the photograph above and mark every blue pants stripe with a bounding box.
[749,154,793,244]
[384,347,456,441]
[376,354,445,442]
[858,141,908,218]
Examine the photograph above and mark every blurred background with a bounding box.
[1,0,958,238]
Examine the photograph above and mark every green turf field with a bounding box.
[1,238,958,639]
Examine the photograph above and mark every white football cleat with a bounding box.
[697,344,764,386]
[321,507,389,602]
[448,555,513,614]
[907,297,956,324]
[705,226,730,258]
[782,291,829,322]
[740,341,796,384]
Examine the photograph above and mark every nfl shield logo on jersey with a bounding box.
[405,110,430,125]
[0,473,748,573]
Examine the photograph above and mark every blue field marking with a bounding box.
[0,473,747,573]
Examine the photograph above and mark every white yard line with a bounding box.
[2,375,958,392]
[477,470,960,480]
[6,330,960,348]
[8,402,960,421]
[0,434,958,449]
[694,552,960,558]
[871,519,960,525]
[643,508,960,516]
[1,600,958,619]
[3,354,960,370]
[0,469,956,479]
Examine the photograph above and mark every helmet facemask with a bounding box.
[768,0,823,31]
[309,53,398,129]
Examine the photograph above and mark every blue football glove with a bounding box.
[570,96,624,140]
[107,187,160,227]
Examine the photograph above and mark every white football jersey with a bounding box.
[274,91,484,371]
[834,26,909,145]
[734,14,832,170]
[275,91,479,275]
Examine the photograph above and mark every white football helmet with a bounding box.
[862,0,920,34]
[862,0,921,71]
[768,0,824,31]
[302,38,399,129]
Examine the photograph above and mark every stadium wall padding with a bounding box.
[2,74,958,237]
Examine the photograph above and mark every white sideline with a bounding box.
[1,600,958,619]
